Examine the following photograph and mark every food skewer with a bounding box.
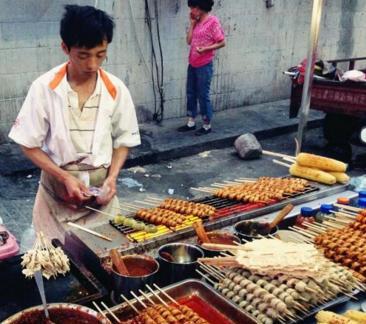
[120,294,139,314]
[100,301,121,323]
[192,221,211,243]
[109,248,129,275]
[145,285,170,307]
[92,301,112,324]
[334,203,364,213]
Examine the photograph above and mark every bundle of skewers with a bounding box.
[197,238,364,324]
[287,203,366,281]
[192,176,310,204]
[113,198,215,242]
[93,284,211,324]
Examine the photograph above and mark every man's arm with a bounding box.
[186,16,197,45]
[20,146,89,202]
[196,40,226,53]
[96,146,129,205]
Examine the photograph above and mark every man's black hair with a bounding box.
[188,0,214,12]
[60,5,115,49]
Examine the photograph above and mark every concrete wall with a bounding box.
[0,0,365,143]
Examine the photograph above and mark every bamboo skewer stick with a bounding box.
[196,269,218,286]
[151,284,179,305]
[130,291,147,308]
[323,215,351,224]
[92,302,112,324]
[210,184,226,188]
[138,289,155,305]
[120,202,139,210]
[85,205,115,217]
[100,301,121,323]
[145,284,170,307]
[67,222,113,242]
[283,156,296,163]
[262,150,296,159]
[272,159,291,168]
[334,203,363,213]
[134,200,156,206]
[190,187,215,193]
[120,294,139,314]
[329,211,356,219]
[201,243,248,251]
[146,196,164,201]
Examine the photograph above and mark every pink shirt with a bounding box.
[189,15,225,68]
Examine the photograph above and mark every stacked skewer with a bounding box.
[93,283,210,324]
[114,197,216,242]
[191,177,310,204]
[287,203,366,281]
[197,238,364,324]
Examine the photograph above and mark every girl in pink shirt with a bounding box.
[177,0,225,135]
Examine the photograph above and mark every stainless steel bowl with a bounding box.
[3,303,108,323]
[110,254,159,300]
[158,243,204,285]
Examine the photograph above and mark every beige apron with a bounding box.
[33,165,119,244]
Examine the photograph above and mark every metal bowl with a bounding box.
[234,220,278,242]
[3,303,108,323]
[110,254,159,300]
[197,231,241,257]
[158,243,204,285]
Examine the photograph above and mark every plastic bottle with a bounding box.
[315,204,333,223]
[295,207,315,227]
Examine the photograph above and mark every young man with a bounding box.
[178,0,225,135]
[9,5,140,242]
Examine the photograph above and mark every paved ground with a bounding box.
[0,126,364,252]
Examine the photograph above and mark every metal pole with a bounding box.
[296,0,324,155]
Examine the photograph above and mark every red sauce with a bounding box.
[199,233,239,251]
[10,308,101,324]
[113,256,158,277]
[177,295,234,324]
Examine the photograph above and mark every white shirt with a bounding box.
[9,63,141,167]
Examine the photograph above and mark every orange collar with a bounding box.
[48,63,117,100]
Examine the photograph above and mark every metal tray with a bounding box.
[0,240,107,322]
[107,279,257,324]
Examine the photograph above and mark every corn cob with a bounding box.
[328,172,350,184]
[344,310,366,323]
[296,153,347,172]
[316,310,358,323]
[289,163,336,185]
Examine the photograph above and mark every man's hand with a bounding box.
[196,47,207,54]
[190,13,198,26]
[96,176,117,205]
[63,174,91,205]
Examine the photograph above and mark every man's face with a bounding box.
[190,6,203,20]
[62,40,108,75]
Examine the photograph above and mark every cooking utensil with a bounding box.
[267,203,294,231]
[109,249,129,275]
[34,271,54,324]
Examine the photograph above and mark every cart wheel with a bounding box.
[323,113,359,143]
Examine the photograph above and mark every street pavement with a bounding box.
[0,99,364,252]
